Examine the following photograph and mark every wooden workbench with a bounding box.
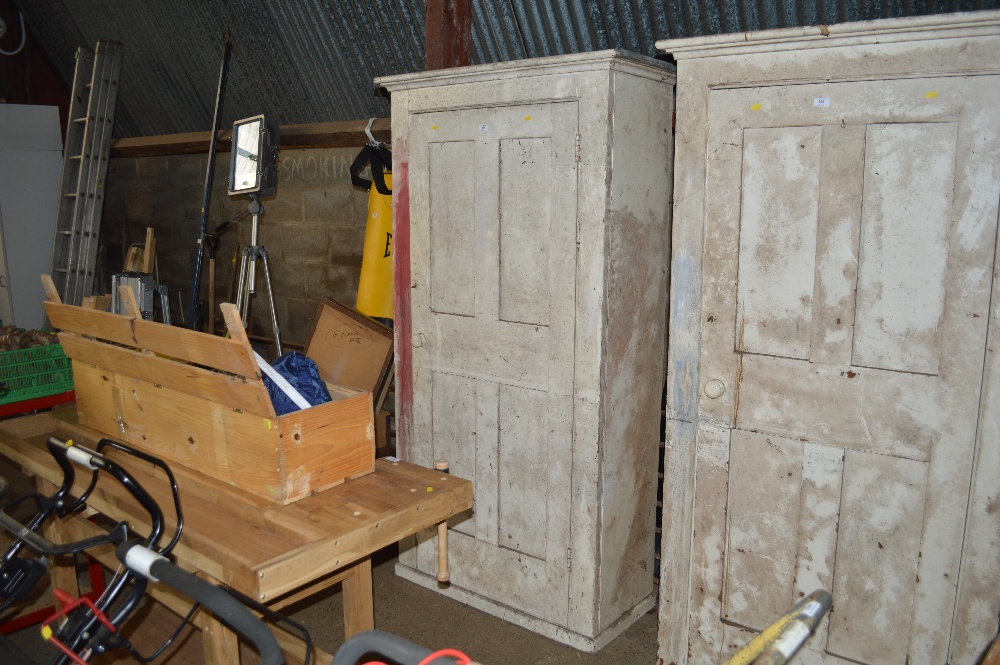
[0,409,472,664]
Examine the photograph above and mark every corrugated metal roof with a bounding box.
[9,0,999,139]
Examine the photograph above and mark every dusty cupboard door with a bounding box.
[403,102,579,626]
[688,76,1000,664]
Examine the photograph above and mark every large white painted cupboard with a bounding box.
[657,11,1000,665]
[376,51,675,651]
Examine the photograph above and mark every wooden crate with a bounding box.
[43,300,374,504]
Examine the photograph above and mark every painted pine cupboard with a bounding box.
[657,11,1000,665]
[376,51,675,651]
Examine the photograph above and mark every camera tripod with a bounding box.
[234,194,282,356]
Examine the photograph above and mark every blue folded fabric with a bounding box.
[261,351,332,416]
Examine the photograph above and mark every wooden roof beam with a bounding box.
[425,0,472,71]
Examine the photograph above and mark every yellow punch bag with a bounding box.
[356,172,393,319]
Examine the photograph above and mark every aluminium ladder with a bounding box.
[49,41,123,306]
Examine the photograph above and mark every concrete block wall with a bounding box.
[101,147,371,349]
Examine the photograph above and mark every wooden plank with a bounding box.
[71,362,126,438]
[106,371,292,484]
[101,374,285,500]
[252,461,472,598]
[36,476,79,596]
[202,610,240,665]
[267,568,354,612]
[81,294,112,311]
[279,391,374,502]
[45,301,260,379]
[951,204,1000,662]
[59,332,275,418]
[118,284,142,319]
[792,443,845,654]
[51,407,278,516]
[688,425,730,665]
[141,227,156,273]
[826,450,928,665]
[123,245,144,272]
[809,124,865,367]
[108,119,391,158]
[220,302,252,351]
[431,372,478,538]
[342,557,375,637]
[497,384,549,559]
[41,273,61,303]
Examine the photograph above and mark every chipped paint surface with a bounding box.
[657,14,1000,665]
[381,52,675,650]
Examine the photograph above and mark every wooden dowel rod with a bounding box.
[435,459,450,584]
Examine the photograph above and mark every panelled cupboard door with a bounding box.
[404,102,579,626]
[689,76,1000,664]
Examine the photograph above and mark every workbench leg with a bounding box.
[35,478,79,600]
[341,556,374,638]
[202,609,241,665]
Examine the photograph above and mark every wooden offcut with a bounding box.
[42,295,375,504]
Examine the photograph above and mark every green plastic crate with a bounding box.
[0,343,74,406]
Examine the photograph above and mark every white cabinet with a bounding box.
[0,105,62,329]
[657,11,1000,665]
[376,51,675,651]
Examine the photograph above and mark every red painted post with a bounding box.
[425,0,472,71]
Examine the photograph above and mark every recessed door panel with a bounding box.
[853,122,956,376]
[736,127,822,359]
[429,141,477,317]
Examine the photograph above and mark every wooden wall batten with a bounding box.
[109,118,392,158]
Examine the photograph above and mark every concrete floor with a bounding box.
[289,546,659,664]
[3,543,658,664]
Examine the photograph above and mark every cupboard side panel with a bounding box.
[598,70,673,631]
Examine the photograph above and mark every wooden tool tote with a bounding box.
[43,291,374,504]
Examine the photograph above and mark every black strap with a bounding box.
[350,144,392,195]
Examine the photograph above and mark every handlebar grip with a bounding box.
[117,541,284,665]
[332,630,457,665]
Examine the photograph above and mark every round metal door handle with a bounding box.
[412,332,427,348]
[704,379,725,399]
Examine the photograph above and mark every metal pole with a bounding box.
[187,32,232,329]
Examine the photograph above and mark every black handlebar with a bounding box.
[117,541,284,665]
[332,630,458,665]
[0,436,290,665]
